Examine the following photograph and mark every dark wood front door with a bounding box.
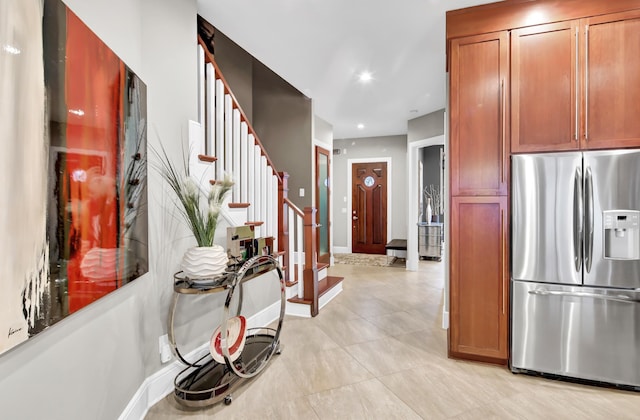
[352,162,387,254]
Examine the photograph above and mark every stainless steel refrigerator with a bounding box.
[511,150,640,389]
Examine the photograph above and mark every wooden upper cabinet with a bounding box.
[450,32,509,196]
[582,9,640,149]
[449,196,509,363]
[511,21,579,153]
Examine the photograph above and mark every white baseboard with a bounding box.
[319,282,342,310]
[246,300,282,331]
[285,301,312,318]
[119,303,281,420]
[333,246,349,254]
[442,309,449,330]
[118,342,209,420]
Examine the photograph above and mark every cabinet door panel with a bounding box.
[450,32,508,196]
[511,21,578,153]
[583,10,640,149]
[450,196,508,362]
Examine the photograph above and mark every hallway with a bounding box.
[147,261,638,419]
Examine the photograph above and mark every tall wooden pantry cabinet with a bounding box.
[447,0,640,365]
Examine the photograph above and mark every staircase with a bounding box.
[191,36,342,317]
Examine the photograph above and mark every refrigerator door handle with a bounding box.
[585,166,594,273]
[573,166,583,272]
[529,289,639,304]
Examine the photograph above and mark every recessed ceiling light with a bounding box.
[358,71,373,83]
[357,123,365,129]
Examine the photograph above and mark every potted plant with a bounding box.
[154,145,233,279]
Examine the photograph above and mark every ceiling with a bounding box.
[197,0,499,139]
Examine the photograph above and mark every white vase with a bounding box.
[181,245,229,279]
[426,198,433,225]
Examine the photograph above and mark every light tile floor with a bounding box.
[146,260,639,419]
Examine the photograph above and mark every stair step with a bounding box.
[245,221,264,226]
[286,276,343,305]
[198,154,217,163]
[285,279,298,288]
[228,202,250,209]
[319,276,344,298]
[317,262,329,271]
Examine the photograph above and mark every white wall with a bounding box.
[0,0,201,418]
[332,135,407,251]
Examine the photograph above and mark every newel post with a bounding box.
[278,172,290,282]
[303,207,319,316]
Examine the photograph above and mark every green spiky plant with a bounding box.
[153,144,233,247]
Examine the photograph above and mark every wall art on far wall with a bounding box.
[0,0,148,356]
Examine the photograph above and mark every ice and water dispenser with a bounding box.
[603,210,640,260]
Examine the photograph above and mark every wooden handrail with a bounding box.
[197,35,282,184]
[283,197,304,218]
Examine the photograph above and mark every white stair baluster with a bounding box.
[215,79,224,180]
[254,145,262,222]
[240,122,248,204]
[260,155,268,227]
[205,63,215,155]
[197,45,205,125]
[247,134,255,221]
[296,213,304,298]
[288,207,295,282]
[232,109,241,201]
[224,95,232,176]
[272,173,278,241]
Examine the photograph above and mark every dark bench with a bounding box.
[385,239,407,264]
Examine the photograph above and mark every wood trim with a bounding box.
[228,202,250,209]
[315,146,331,265]
[318,276,343,298]
[447,0,640,40]
[302,207,318,316]
[286,276,342,304]
[244,221,264,226]
[285,279,297,288]
[197,35,282,184]
[197,154,217,163]
[447,347,509,366]
[446,0,640,70]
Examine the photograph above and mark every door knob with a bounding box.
[352,216,358,220]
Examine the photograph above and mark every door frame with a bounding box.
[347,157,392,253]
[313,138,333,264]
[407,135,445,272]
[315,145,331,264]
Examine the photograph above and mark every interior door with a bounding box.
[315,146,331,265]
[352,162,387,254]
